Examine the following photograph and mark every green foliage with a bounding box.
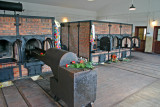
[108,61,112,64]
[80,63,85,68]
[75,63,81,68]
[123,58,130,62]
[68,61,93,69]
[113,59,119,63]
[85,62,93,69]
[69,64,75,68]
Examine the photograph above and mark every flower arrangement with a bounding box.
[122,58,130,62]
[111,54,118,63]
[65,59,93,69]
[40,52,45,56]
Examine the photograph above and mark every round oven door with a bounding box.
[25,39,42,61]
[121,37,132,48]
[132,37,140,48]
[112,37,119,49]
[26,39,42,51]
[13,40,21,62]
[100,36,111,51]
[0,40,12,58]
[44,38,53,51]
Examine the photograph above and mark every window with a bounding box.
[157,29,160,41]
[138,28,146,40]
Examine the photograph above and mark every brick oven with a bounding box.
[61,20,140,63]
[0,14,55,82]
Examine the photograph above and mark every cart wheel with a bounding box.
[54,95,60,102]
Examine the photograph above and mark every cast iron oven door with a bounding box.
[0,39,17,82]
[13,39,22,62]
[100,36,111,51]
[121,37,132,48]
[43,38,53,51]
[24,38,43,76]
[132,36,140,48]
[25,38,42,61]
[0,40,13,58]
[112,36,120,49]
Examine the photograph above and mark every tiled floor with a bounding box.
[1,52,160,107]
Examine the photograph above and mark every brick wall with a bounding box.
[69,23,79,55]
[13,67,19,78]
[19,18,52,35]
[61,22,90,59]
[12,64,52,78]
[61,23,69,49]
[0,63,16,69]
[0,17,16,36]
[0,16,53,36]
[0,62,20,78]
[0,63,45,79]
[93,22,109,34]
[21,65,28,77]
[93,22,132,35]
[110,23,120,34]
[42,65,51,73]
[79,22,90,59]
[121,25,132,35]
[0,15,53,81]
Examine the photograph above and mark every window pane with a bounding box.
[138,28,146,40]
[138,28,144,40]
[139,34,143,40]
[157,34,160,41]
[157,29,160,41]
[158,29,160,35]
[143,28,147,40]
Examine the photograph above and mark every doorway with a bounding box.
[135,26,147,52]
[152,26,160,54]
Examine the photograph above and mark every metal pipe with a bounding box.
[0,1,23,12]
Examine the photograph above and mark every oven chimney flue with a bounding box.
[0,1,23,12]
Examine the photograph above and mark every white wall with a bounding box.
[97,0,160,35]
[97,0,160,52]
[0,0,97,22]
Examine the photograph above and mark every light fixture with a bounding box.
[152,20,156,26]
[146,0,151,35]
[129,0,136,10]
[88,0,95,1]
[62,17,68,22]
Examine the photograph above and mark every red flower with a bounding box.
[80,60,84,64]
[72,61,76,64]
[40,53,44,55]
[66,64,69,68]
[112,54,116,59]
